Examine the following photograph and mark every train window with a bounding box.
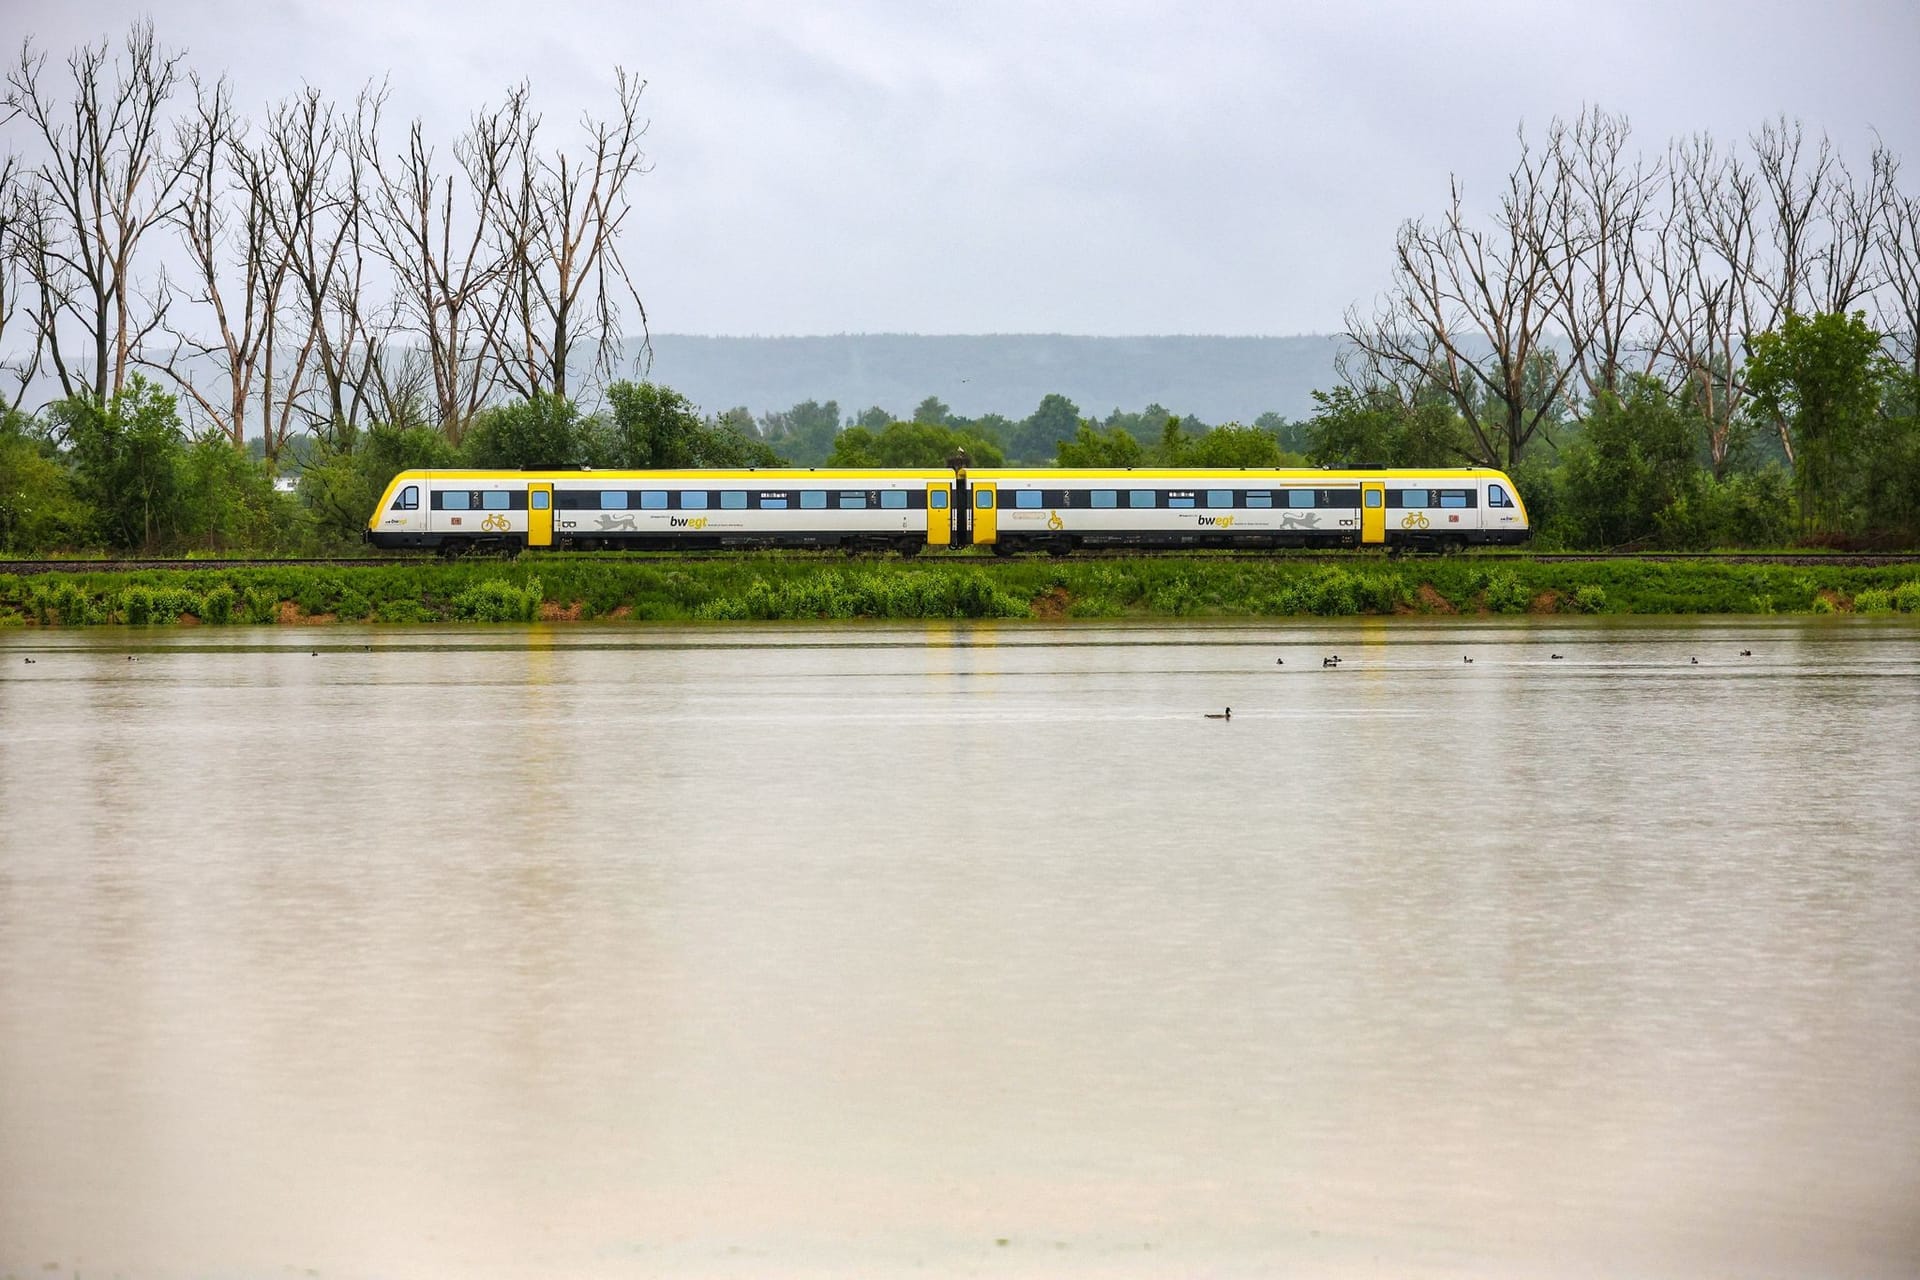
[681,491,708,510]
[1168,497,1194,509]
[801,490,827,509]
[391,485,419,511]
[599,491,628,510]
[929,490,950,510]
[881,490,909,509]
[1206,490,1234,508]
[760,496,788,509]
[713,491,742,510]
[1488,483,1511,508]
[1439,490,1473,508]
[1091,490,1117,508]
[1400,489,1429,507]
[1287,490,1315,508]
[1328,490,1361,508]
[1364,489,1383,509]
[482,491,511,510]
[530,491,549,510]
[975,490,994,509]
[1246,492,1272,508]
[1128,490,1155,508]
[1015,490,1042,509]
[441,490,471,511]
[640,491,668,510]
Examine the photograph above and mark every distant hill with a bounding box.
[638,333,1347,424]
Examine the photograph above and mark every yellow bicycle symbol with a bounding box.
[481,513,511,532]
[1400,512,1430,530]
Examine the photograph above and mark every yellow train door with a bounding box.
[528,482,554,547]
[925,482,951,547]
[1360,481,1385,544]
[972,481,997,545]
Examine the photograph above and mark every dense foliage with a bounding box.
[7,556,1920,628]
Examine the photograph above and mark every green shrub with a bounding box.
[451,576,542,622]
[121,586,153,625]
[1893,581,1920,614]
[1482,571,1530,614]
[242,586,280,624]
[1811,595,1837,614]
[1853,589,1895,614]
[201,584,236,625]
[375,598,433,623]
[1570,584,1608,614]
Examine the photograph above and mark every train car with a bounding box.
[366,465,1528,555]
[365,468,955,555]
[961,467,1529,553]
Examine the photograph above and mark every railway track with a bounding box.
[5,550,1920,575]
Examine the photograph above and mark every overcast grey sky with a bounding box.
[13,0,1920,336]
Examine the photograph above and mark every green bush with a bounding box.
[452,576,543,622]
[1570,584,1608,614]
[1853,589,1894,614]
[375,598,433,623]
[201,584,236,625]
[243,587,281,624]
[1893,581,1920,613]
[1482,571,1531,614]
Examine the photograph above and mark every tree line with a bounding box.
[1,28,1915,553]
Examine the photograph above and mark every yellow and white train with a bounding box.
[366,465,1530,555]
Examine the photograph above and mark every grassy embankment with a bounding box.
[4,555,1920,627]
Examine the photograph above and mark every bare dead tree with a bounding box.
[487,69,650,401]
[1877,151,1920,385]
[360,90,524,439]
[0,154,48,411]
[1346,128,1581,468]
[260,83,399,444]
[1637,135,1763,474]
[3,21,197,401]
[149,72,307,452]
[1542,106,1658,401]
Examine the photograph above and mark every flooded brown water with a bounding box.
[2,618,1917,1279]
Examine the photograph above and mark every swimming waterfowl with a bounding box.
[1550,654,1564,660]
[1204,708,1232,720]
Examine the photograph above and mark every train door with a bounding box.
[1360,481,1385,544]
[925,482,951,547]
[527,482,554,547]
[972,481,998,546]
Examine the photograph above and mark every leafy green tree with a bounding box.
[852,405,892,431]
[1055,423,1146,467]
[1744,311,1886,537]
[1305,387,1471,467]
[759,399,843,465]
[461,393,594,469]
[0,409,89,552]
[300,421,457,545]
[179,438,305,552]
[1857,368,1920,544]
[49,374,189,550]
[826,421,1005,468]
[1009,393,1082,462]
[605,381,781,468]
[1254,411,1310,454]
[1557,380,1702,548]
[1181,422,1294,467]
[912,396,952,426]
